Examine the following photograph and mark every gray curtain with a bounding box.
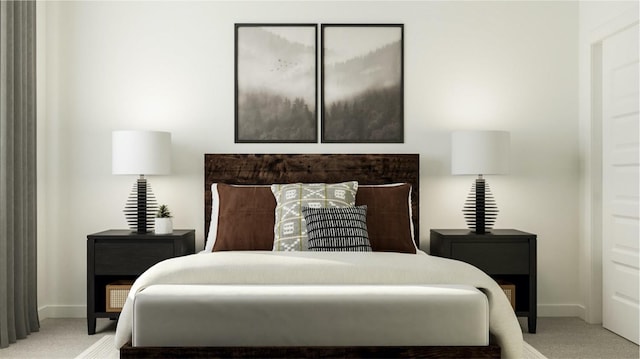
[0,0,40,349]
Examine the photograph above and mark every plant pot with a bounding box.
[154,218,173,234]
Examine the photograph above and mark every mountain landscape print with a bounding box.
[322,24,403,143]
[235,24,317,143]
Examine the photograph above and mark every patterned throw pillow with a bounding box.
[271,181,358,251]
[302,205,371,252]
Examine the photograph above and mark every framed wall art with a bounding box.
[321,24,404,143]
[235,24,317,143]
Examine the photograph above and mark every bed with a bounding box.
[116,154,523,358]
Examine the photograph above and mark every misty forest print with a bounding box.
[235,24,317,143]
[322,24,403,143]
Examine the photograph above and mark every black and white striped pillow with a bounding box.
[301,205,371,252]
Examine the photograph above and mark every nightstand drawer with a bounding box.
[451,242,529,274]
[94,242,174,275]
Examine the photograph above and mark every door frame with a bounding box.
[585,9,639,324]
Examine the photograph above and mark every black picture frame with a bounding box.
[321,24,404,143]
[235,24,318,143]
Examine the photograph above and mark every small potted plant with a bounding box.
[154,204,173,234]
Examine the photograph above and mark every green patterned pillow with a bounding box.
[271,181,358,251]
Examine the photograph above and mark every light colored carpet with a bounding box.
[75,335,548,359]
[522,317,639,359]
[3,318,635,359]
[5,320,640,359]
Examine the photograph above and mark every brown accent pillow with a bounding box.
[212,184,276,251]
[355,184,416,254]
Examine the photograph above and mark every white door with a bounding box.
[602,23,640,344]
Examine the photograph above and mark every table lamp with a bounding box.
[112,130,171,233]
[451,130,509,234]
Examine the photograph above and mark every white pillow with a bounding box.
[204,183,220,252]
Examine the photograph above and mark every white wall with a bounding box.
[38,1,580,318]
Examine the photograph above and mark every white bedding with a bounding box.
[114,250,523,358]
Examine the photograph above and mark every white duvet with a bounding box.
[114,250,523,358]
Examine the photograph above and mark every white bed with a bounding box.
[114,154,523,358]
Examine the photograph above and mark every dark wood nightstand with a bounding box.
[430,229,537,333]
[86,229,195,334]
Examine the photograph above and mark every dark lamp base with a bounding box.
[123,176,158,234]
[462,176,498,234]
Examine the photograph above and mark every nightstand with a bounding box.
[86,229,195,334]
[430,229,537,333]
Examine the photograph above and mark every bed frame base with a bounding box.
[120,342,500,358]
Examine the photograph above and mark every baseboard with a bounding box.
[538,304,586,317]
[38,305,86,319]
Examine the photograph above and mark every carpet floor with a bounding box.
[522,317,639,359]
[0,317,637,358]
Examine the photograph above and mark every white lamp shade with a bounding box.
[112,130,171,175]
[451,130,509,175]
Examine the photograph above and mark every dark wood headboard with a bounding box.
[204,154,420,247]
